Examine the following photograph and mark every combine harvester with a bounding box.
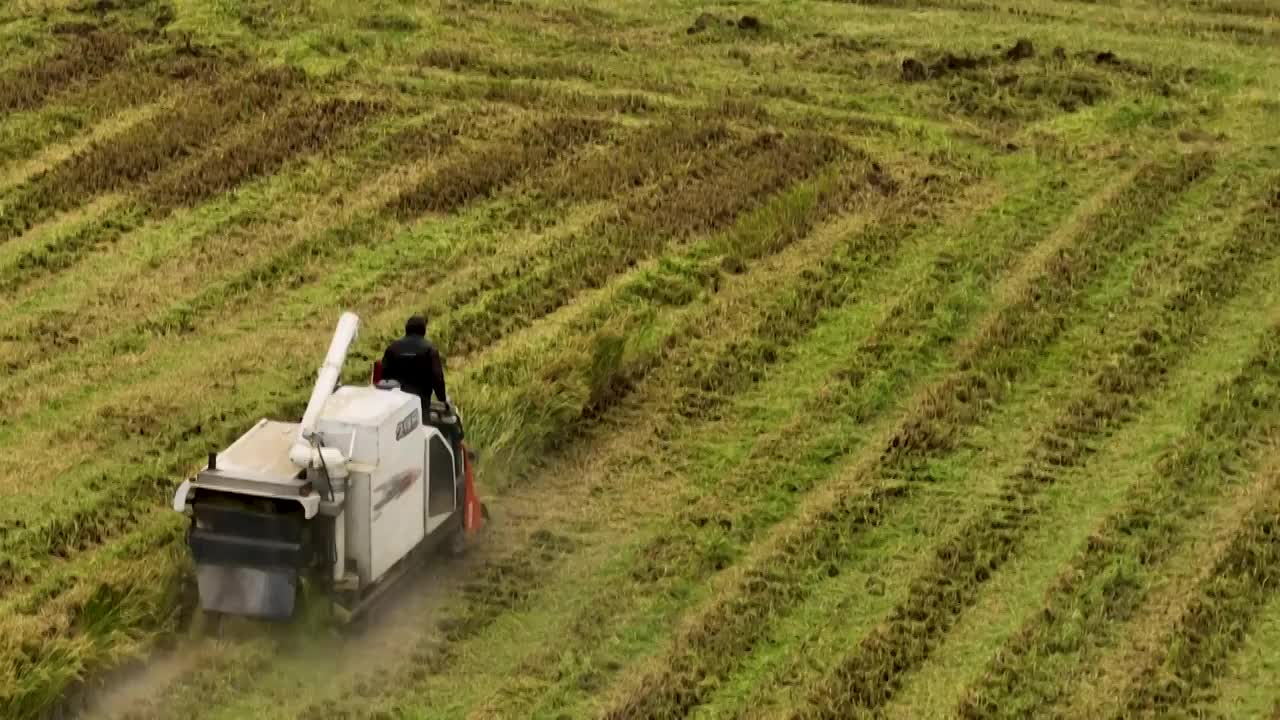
[172,312,487,624]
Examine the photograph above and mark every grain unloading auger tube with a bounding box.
[172,312,486,622]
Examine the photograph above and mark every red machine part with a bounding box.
[462,443,484,533]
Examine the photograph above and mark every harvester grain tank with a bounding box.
[171,311,486,622]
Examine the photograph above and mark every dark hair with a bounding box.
[405,314,427,335]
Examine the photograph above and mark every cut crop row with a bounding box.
[0,37,234,169]
[600,152,1215,720]
[0,115,734,571]
[0,119,761,590]
[0,65,302,242]
[458,153,922,464]
[388,114,609,217]
[419,45,601,83]
[472,172,1076,718]
[0,91,386,292]
[435,130,848,357]
[954,186,1280,719]
[1115,454,1280,717]
[0,30,134,112]
[793,169,1278,719]
[0,107,484,394]
[140,96,383,213]
[956,348,1280,717]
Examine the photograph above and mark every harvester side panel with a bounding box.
[368,402,427,582]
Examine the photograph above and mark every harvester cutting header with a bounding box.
[172,312,486,623]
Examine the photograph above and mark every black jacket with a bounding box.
[381,332,448,405]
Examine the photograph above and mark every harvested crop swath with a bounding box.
[600,153,1214,720]
[479,183,1021,717]
[0,111,471,388]
[953,185,1280,719]
[957,348,1280,717]
[142,97,382,213]
[1115,466,1280,717]
[437,130,848,356]
[420,45,599,82]
[0,30,133,112]
[0,66,301,242]
[795,172,1278,720]
[543,119,733,203]
[466,166,926,486]
[618,174,1074,587]
[358,117,739,316]
[388,115,610,217]
[465,79,656,115]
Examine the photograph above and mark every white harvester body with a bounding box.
[172,312,484,622]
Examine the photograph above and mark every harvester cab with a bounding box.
[171,312,486,623]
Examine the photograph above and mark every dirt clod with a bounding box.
[738,15,762,31]
[901,57,926,82]
[1095,50,1118,64]
[688,12,718,34]
[1005,38,1035,61]
[935,53,984,73]
[1177,128,1220,144]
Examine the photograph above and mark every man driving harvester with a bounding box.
[380,314,464,453]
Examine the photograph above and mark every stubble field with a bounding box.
[1,0,1279,718]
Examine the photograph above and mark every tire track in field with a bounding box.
[788,168,1280,720]
[953,345,1280,717]
[597,152,1214,720]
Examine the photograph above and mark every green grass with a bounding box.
[1,0,1278,718]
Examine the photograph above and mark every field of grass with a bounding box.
[0,0,1278,718]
